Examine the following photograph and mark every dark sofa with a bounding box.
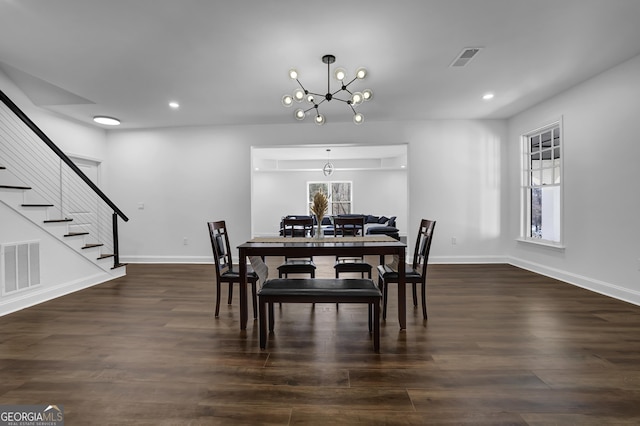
[279,214,399,240]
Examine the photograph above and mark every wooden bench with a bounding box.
[257,278,383,352]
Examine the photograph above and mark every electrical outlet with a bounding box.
[183,238,188,245]
[451,236,457,245]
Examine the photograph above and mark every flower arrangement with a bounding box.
[310,191,328,238]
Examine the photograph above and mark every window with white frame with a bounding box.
[308,181,352,216]
[521,121,562,244]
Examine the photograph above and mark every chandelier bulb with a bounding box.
[353,113,364,125]
[351,92,364,106]
[294,109,305,120]
[282,95,293,107]
[355,67,367,79]
[362,89,373,101]
[293,88,305,102]
[334,67,346,81]
[289,69,298,80]
[315,114,325,125]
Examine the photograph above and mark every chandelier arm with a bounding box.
[330,97,352,104]
[296,79,308,92]
[332,87,346,96]
[343,77,358,87]
[348,103,358,115]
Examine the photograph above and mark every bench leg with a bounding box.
[268,302,275,331]
[259,298,267,349]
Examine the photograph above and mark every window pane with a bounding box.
[332,203,350,215]
[331,182,351,202]
[541,130,552,148]
[530,135,540,153]
[539,186,561,241]
[308,183,328,201]
[531,170,541,186]
[542,167,554,185]
[530,188,542,238]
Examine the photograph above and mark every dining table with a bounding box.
[237,235,407,330]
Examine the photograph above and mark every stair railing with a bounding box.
[0,89,128,268]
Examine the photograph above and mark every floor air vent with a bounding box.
[2,241,40,294]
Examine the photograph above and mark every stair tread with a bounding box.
[22,203,55,207]
[82,243,104,249]
[64,232,89,237]
[0,184,32,190]
[112,263,127,270]
[0,166,6,169]
[97,254,115,260]
[44,218,73,223]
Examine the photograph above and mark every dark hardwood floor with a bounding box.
[1,258,640,425]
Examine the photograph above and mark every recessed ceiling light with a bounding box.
[169,101,180,109]
[93,116,121,125]
[482,93,494,100]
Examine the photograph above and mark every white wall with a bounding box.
[507,53,640,304]
[0,69,108,161]
[106,119,508,264]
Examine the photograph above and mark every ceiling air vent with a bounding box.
[450,47,483,67]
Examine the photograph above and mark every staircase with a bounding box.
[1,89,128,315]
[0,165,123,271]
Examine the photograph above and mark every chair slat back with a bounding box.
[412,219,436,279]
[334,216,365,237]
[208,221,233,276]
[282,217,314,238]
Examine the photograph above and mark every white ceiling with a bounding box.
[1,0,640,130]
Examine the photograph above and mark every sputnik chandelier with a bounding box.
[281,54,372,125]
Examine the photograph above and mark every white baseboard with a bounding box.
[508,256,640,307]
[121,255,212,264]
[0,271,123,317]
[431,255,508,264]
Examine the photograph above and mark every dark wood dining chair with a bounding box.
[333,216,372,279]
[207,221,259,318]
[277,217,317,278]
[377,219,436,320]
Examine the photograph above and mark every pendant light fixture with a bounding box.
[282,54,372,125]
[323,148,334,176]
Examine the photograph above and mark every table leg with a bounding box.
[398,248,406,329]
[239,248,248,330]
[373,299,380,352]
[259,297,267,349]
